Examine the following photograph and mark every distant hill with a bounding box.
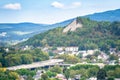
[1,8,120,45]
[18,17,120,51]
[85,9,120,21]
[0,21,73,45]
[0,23,49,44]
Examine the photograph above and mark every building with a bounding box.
[56,74,66,80]
[65,47,79,52]
[57,47,79,52]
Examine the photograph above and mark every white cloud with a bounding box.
[51,1,81,9]
[13,31,33,35]
[51,1,64,9]
[3,3,21,10]
[0,32,7,37]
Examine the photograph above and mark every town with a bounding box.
[1,45,119,80]
[0,0,120,80]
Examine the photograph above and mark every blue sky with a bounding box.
[0,0,120,24]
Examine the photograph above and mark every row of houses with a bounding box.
[57,47,79,52]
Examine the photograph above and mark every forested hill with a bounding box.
[18,17,120,51]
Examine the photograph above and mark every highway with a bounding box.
[7,59,64,70]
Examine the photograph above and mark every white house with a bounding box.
[65,47,79,52]
[57,47,79,52]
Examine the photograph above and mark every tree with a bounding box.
[63,68,70,80]
[26,75,34,80]
[9,72,20,80]
[88,67,99,77]
[46,70,56,77]
[114,68,120,78]
[21,54,33,64]
[107,70,114,78]
[107,77,114,80]
[16,69,36,77]
[41,73,48,80]
[97,69,107,80]
[0,62,2,67]
[55,54,79,64]
[109,54,118,60]
[0,69,20,80]
[49,66,62,74]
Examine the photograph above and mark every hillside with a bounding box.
[0,21,73,45]
[1,9,120,46]
[63,19,82,33]
[18,17,120,51]
[85,9,120,21]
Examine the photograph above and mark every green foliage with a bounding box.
[64,65,120,79]
[48,51,55,56]
[0,47,49,67]
[49,65,62,74]
[63,68,70,80]
[107,77,115,80]
[114,67,120,78]
[46,70,57,77]
[55,54,79,64]
[104,65,120,71]
[26,75,34,80]
[97,69,107,80]
[110,21,120,36]
[104,65,120,78]
[0,62,2,67]
[109,54,119,60]
[70,64,99,70]
[19,17,120,53]
[16,69,36,77]
[41,73,48,80]
[80,77,86,80]
[49,78,60,80]
[88,67,99,77]
[9,71,20,80]
[69,64,99,78]
[0,68,20,80]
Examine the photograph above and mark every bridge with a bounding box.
[7,59,64,70]
[7,59,109,70]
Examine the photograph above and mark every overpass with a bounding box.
[7,59,64,70]
[7,59,109,70]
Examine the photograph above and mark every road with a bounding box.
[7,59,64,70]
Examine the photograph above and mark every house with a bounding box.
[22,45,31,50]
[109,48,116,54]
[5,48,9,52]
[97,52,109,61]
[57,47,79,52]
[81,49,99,57]
[57,47,65,51]
[88,77,97,80]
[56,74,66,80]
[65,47,79,52]
[109,60,116,65]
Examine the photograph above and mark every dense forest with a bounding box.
[18,17,120,52]
[0,47,49,67]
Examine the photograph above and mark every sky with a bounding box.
[0,0,120,24]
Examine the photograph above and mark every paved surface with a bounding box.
[7,59,64,70]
